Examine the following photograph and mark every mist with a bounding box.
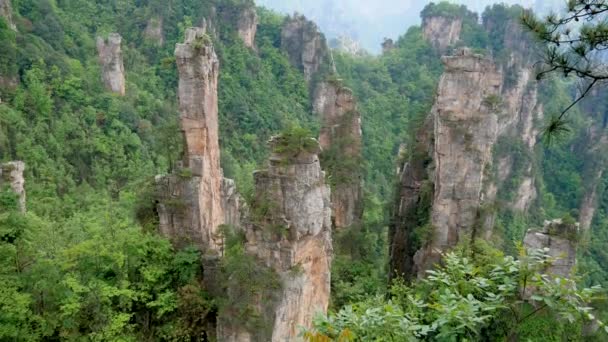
[256,0,563,53]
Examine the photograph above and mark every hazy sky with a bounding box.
[256,0,563,53]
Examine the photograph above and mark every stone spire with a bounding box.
[96,33,126,95]
[1,161,25,213]
[220,136,332,341]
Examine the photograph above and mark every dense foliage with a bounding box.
[306,244,607,341]
[1,0,608,340]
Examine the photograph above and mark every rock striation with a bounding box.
[0,161,25,212]
[390,48,503,279]
[0,0,15,31]
[96,33,126,95]
[237,5,257,49]
[156,27,226,252]
[314,79,363,229]
[577,87,608,232]
[221,136,332,341]
[483,16,543,216]
[144,16,164,45]
[523,219,578,278]
[281,13,333,82]
[422,16,462,52]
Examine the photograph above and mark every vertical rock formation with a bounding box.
[577,88,608,232]
[0,161,25,212]
[314,79,363,228]
[156,27,225,252]
[0,0,15,31]
[221,136,332,341]
[390,48,503,279]
[144,17,164,45]
[523,219,578,278]
[281,13,333,82]
[418,49,502,275]
[381,38,395,54]
[96,33,126,96]
[483,14,544,215]
[422,16,462,52]
[237,5,257,49]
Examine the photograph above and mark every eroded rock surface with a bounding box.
[237,5,257,49]
[422,16,462,52]
[420,49,502,275]
[524,219,578,278]
[0,161,25,212]
[221,137,332,341]
[0,0,15,31]
[144,17,164,45]
[281,13,333,82]
[314,80,363,228]
[390,48,503,279]
[96,33,126,95]
[157,27,225,252]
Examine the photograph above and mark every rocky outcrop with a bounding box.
[156,27,225,252]
[382,38,395,54]
[390,48,503,279]
[482,14,544,215]
[281,14,333,82]
[0,161,25,212]
[96,33,126,95]
[314,79,363,228]
[577,88,608,232]
[422,16,462,52]
[578,131,608,231]
[0,0,15,31]
[144,17,164,45]
[237,5,257,49]
[523,219,578,278]
[221,137,332,341]
[418,49,502,275]
[330,36,364,56]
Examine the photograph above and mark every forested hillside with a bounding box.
[1,0,607,341]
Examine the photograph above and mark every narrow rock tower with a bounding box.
[220,136,333,341]
[156,27,225,252]
[0,161,25,212]
[96,33,126,95]
[314,80,363,228]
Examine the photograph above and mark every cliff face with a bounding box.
[281,14,333,82]
[524,219,578,278]
[157,27,225,252]
[237,5,257,49]
[421,50,503,275]
[0,161,25,212]
[0,0,15,31]
[314,80,363,228]
[390,49,503,279]
[144,17,164,45]
[422,16,462,52]
[221,137,332,341]
[577,88,608,232]
[96,33,126,96]
[485,18,543,215]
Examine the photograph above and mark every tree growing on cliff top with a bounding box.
[523,0,608,140]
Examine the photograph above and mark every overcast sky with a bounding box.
[256,0,563,53]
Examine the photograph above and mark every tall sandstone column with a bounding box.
[418,49,502,275]
[0,161,25,213]
[156,27,225,252]
[0,0,15,31]
[220,137,332,341]
[314,80,363,228]
[96,33,126,96]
